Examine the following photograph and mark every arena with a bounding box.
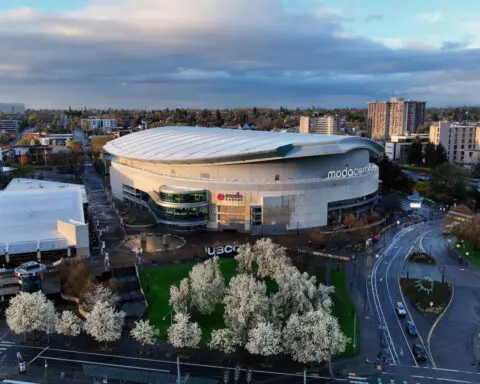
[103,126,383,233]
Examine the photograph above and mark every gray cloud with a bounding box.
[365,13,384,22]
[0,1,479,108]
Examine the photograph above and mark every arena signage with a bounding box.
[206,243,244,256]
[217,192,244,201]
[327,164,374,180]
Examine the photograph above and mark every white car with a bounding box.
[395,302,406,316]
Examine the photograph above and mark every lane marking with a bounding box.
[435,378,472,383]
[27,346,49,365]
[42,357,170,373]
[427,283,455,369]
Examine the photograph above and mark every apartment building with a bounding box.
[368,98,426,140]
[0,120,21,134]
[81,118,117,131]
[299,115,341,135]
[430,121,480,166]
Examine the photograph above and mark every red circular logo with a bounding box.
[217,193,225,201]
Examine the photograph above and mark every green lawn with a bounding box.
[140,258,238,343]
[140,261,359,356]
[330,270,360,357]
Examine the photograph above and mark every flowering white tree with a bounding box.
[84,301,126,349]
[245,321,282,359]
[223,274,269,342]
[283,310,349,377]
[82,284,120,312]
[167,313,201,350]
[272,264,334,320]
[56,310,83,345]
[235,243,256,274]
[189,257,225,314]
[209,328,241,354]
[6,291,58,342]
[253,238,290,278]
[169,278,190,314]
[130,319,159,350]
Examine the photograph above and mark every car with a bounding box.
[412,343,427,362]
[395,302,406,316]
[406,320,418,336]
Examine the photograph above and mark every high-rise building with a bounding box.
[430,121,480,166]
[368,98,426,140]
[299,115,341,135]
[0,120,21,134]
[81,118,118,131]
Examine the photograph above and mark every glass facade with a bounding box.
[148,198,208,223]
[159,191,207,204]
[327,191,378,210]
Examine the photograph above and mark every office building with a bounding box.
[104,126,383,233]
[430,122,480,166]
[385,134,430,162]
[299,116,341,134]
[368,98,426,139]
[0,120,21,134]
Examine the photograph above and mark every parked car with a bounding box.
[412,344,427,362]
[395,302,406,317]
[406,320,418,336]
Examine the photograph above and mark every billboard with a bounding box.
[410,202,422,209]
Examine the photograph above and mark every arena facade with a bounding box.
[104,126,384,233]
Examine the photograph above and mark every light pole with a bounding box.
[163,310,173,325]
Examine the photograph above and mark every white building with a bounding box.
[430,122,480,166]
[104,126,383,233]
[0,120,21,134]
[385,134,429,162]
[0,179,89,268]
[0,103,25,115]
[81,118,117,131]
[299,116,341,135]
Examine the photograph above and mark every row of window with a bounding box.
[328,192,378,210]
[158,191,207,204]
[148,198,208,222]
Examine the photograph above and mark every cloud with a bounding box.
[0,0,479,108]
[365,13,384,22]
[415,10,444,24]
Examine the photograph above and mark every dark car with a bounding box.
[406,320,418,336]
[412,344,427,362]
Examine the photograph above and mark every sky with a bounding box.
[1,0,480,109]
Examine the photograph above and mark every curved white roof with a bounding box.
[104,126,383,164]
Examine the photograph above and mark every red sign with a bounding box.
[217,193,225,201]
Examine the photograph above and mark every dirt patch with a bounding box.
[400,278,452,315]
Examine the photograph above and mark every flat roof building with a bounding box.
[104,126,383,233]
[0,179,89,268]
[368,98,426,140]
[385,134,430,162]
[0,120,21,134]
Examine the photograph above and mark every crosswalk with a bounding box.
[348,378,409,384]
[0,340,15,357]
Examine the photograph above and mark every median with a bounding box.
[400,278,452,315]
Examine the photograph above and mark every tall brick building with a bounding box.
[368,98,426,140]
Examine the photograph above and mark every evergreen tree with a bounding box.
[435,144,448,166]
[408,137,424,165]
[424,142,437,168]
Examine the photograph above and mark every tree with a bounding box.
[377,156,413,192]
[408,137,424,165]
[343,213,360,229]
[430,163,467,200]
[435,143,448,165]
[283,310,349,377]
[0,131,10,145]
[56,310,83,345]
[169,278,190,314]
[245,321,282,359]
[130,319,159,350]
[252,238,289,278]
[209,328,241,354]
[167,313,201,350]
[60,259,95,299]
[235,243,256,274]
[84,301,126,349]
[6,292,57,342]
[189,257,225,315]
[272,264,333,320]
[424,142,437,168]
[82,285,120,312]
[19,154,29,166]
[223,274,269,341]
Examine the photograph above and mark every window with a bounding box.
[274,174,280,181]
[159,191,207,203]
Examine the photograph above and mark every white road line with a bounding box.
[0,341,15,345]
[43,357,170,373]
[28,346,49,365]
[435,378,472,383]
